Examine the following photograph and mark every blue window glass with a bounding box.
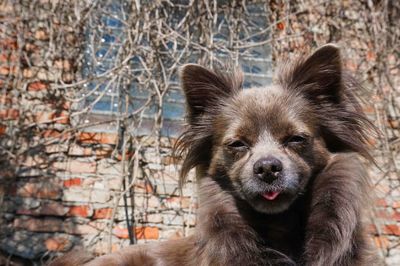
[82,0,272,137]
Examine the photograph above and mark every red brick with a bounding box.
[135,226,159,240]
[39,202,69,216]
[67,205,90,217]
[383,224,400,236]
[0,109,19,120]
[0,52,18,63]
[16,201,68,216]
[0,53,8,64]
[0,124,6,135]
[41,129,71,140]
[393,212,400,222]
[0,66,9,75]
[0,38,18,50]
[52,111,70,124]
[0,66,18,76]
[276,22,285,31]
[113,226,159,240]
[63,178,82,187]
[366,50,376,62]
[0,54,8,62]
[15,209,35,216]
[16,181,62,200]
[35,111,69,124]
[93,208,113,219]
[79,132,118,145]
[36,184,62,199]
[45,237,71,251]
[14,217,63,232]
[375,198,388,207]
[28,81,48,91]
[42,129,61,138]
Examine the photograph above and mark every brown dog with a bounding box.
[50,44,381,266]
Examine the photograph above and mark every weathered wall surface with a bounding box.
[0,0,399,265]
[0,1,199,261]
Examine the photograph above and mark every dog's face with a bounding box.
[213,88,328,213]
[178,44,372,214]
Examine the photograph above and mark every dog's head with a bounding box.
[176,44,374,214]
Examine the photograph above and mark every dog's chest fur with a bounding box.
[247,198,308,260]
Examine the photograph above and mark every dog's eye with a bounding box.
[226,140,248,151]
[285,135,308,145]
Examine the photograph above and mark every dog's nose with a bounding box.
[253,157,283,182]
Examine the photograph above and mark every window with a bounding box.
[77,0,272,137]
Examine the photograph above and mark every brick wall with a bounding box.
[1,134,197,259]
[0,0,399,265]
[0,0,196,261]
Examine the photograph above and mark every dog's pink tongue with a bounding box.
[263,191,280,200]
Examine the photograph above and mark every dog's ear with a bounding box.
[282,44,342,103]
[280,44,376,160]
[180,64,242,123]
[176,64,243,184]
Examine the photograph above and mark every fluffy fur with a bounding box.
[49,44,381,266]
